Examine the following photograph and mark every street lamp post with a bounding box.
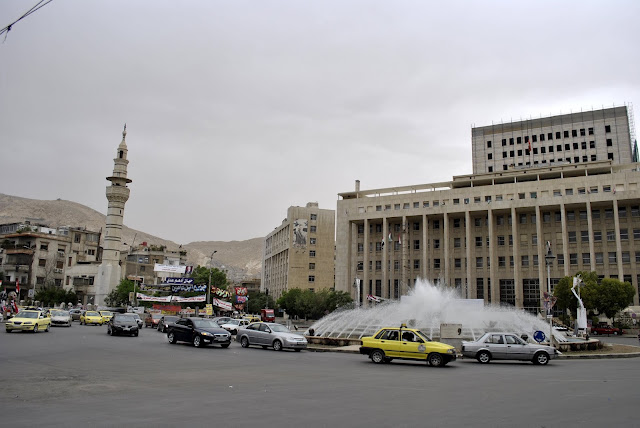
[545,242,556,346]
[207,251,217,307]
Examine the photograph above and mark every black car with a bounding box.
[157,315,180,333]
[107,314,140,337]
[167,317,231,348]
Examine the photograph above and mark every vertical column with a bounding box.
[511,207,520,308]
[363,218,369,306]
[487,208,495,303]
[422,214,428,281]
[560,203,569,276]
[466,210,474,300]
[586,201,595,270]
[443,213,449,288]
[382,217,388,299]
[401,215,408,293]
[350,221,357,304]
[535,205,543,310]
[613,200,624,278]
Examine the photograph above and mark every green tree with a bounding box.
[553,271,599,322]
[246,291,274,314]
[34,287,78,307]
[190,265,228,288]
[104,279,135,307]
[277,288,353,320]
[591,278,635,323]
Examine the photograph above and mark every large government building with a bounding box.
[262,203,335,299]
[336,106,640,311]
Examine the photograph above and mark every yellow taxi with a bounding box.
[99,311,114,322]
[80,311,104,325]
[6,310,51,333]
[359,324,457,367]
[244,315,261,323]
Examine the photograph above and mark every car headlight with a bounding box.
[201,332,212,336]
[447,349,456,354]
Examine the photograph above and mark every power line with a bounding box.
[1,0,54,42]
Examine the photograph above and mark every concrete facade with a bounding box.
[262,202,335,299]
[472,106,633,174]
[335,161,640,311]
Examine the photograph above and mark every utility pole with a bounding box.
[207,250,217,306]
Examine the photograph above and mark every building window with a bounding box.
[605,125,611,133]
[309,251,315,257]
[568,231,576,243]
[581,231,589,242]
[498,256,506,267]
[570,253,578,265]
[309,263,315,270]
[487,140,492,148]
[433,220,440,230]
[414,240,420,250]
[476,257,483,268]
[454,237,461,248]
[413,202,419,208]
[607,230,615,241]
[308,275,315,282]
[475,237,482,247]
[582,253,590,264]
[375,261,382,270]
[622,252,630,263]
[310,238,316,245]
[434,259,440,269]
[605,209,613,219]
[521,255,529,267]
[595,253,603,264]
[39,259,46,267]
[310,226,317,233]
[310,214,317,220]
[557,254,564,266]
[414,259,420,269]
[608,252,617,263]
[433,239,440,249]
[620,229,628,240]
[413,222,420,231]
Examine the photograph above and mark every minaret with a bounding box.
[94,125,132,306]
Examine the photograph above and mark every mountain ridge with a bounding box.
[0,193,263,282]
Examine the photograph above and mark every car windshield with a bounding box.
[100,311,112,316]
[192,319,220,328]
[86,312,99,316]
[164,316,179,322]
[151,314,162,319]
[225,320,240,325]
[116,315,136,322]
[415,331,432,342]
[269,324,291,333]
[17,311,39,319]
[51,310,69,316]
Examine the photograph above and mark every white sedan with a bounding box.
[220,319,250,335]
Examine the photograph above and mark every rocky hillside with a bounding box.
[0,193,263,282]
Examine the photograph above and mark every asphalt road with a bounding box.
[1,323,638,428]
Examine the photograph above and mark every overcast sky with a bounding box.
[1,1,639,244]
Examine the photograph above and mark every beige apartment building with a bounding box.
[472,106,635,174]
[263,202,335,299]
[335,161,640,311]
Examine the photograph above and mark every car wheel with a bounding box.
[273,340,283,351]
[193,335,202,348]
[370,349,385,364]
[383,357,392,363]
[134,331,139,337]
[533,352,549,365]
[614,331,619,335]
[591,330,597,335]
[262,345,268,349]
[428,353,444,367]
[6,329,12,333]
[168,332,177,344]
[295,349,302,352]
[221,343,230,348]
[45,324,50,332]
[477,351,491,364]
[240,336,249,348]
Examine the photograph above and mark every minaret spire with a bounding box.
[94,127,133,306]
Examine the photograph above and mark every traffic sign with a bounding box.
[533,331,546,343]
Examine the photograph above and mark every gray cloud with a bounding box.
[1,0,639,244]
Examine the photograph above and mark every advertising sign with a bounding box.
[154,264,186,274]
[205,304,213,316]
[235,287,248,296]
[440,323,463,339]
[236,296,248,303]
[165,278,194,285]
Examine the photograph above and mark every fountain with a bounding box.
[307,279,567,343]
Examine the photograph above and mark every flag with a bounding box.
[528,139,531,153]
[15,279,20,295]
[380,236,384,249]
[388,233,392,242]
[398,235,402,245]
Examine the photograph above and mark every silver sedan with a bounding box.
[236,322,307,352]
[461,332,561,365]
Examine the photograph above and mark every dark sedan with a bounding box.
[107,314,140,337]
[157,315,179,333]
[167,318,231,348]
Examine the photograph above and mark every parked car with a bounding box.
[125,313,144,329]
[590,324,624,336]
[461,332,561,365]
[49,309,72,327]
[359,324,457,367]
[243,315,261,323]
[220,318,250,335]
[6,310,51,333]
[107,313,140,337]
[212,316,233,325]
[158,315,180,333]
[146,312,162,328]
[236,322,307,352]
[167,317,231,348]
[260,308,275,322]
[69,309,83,322]
[80,311,104,325]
